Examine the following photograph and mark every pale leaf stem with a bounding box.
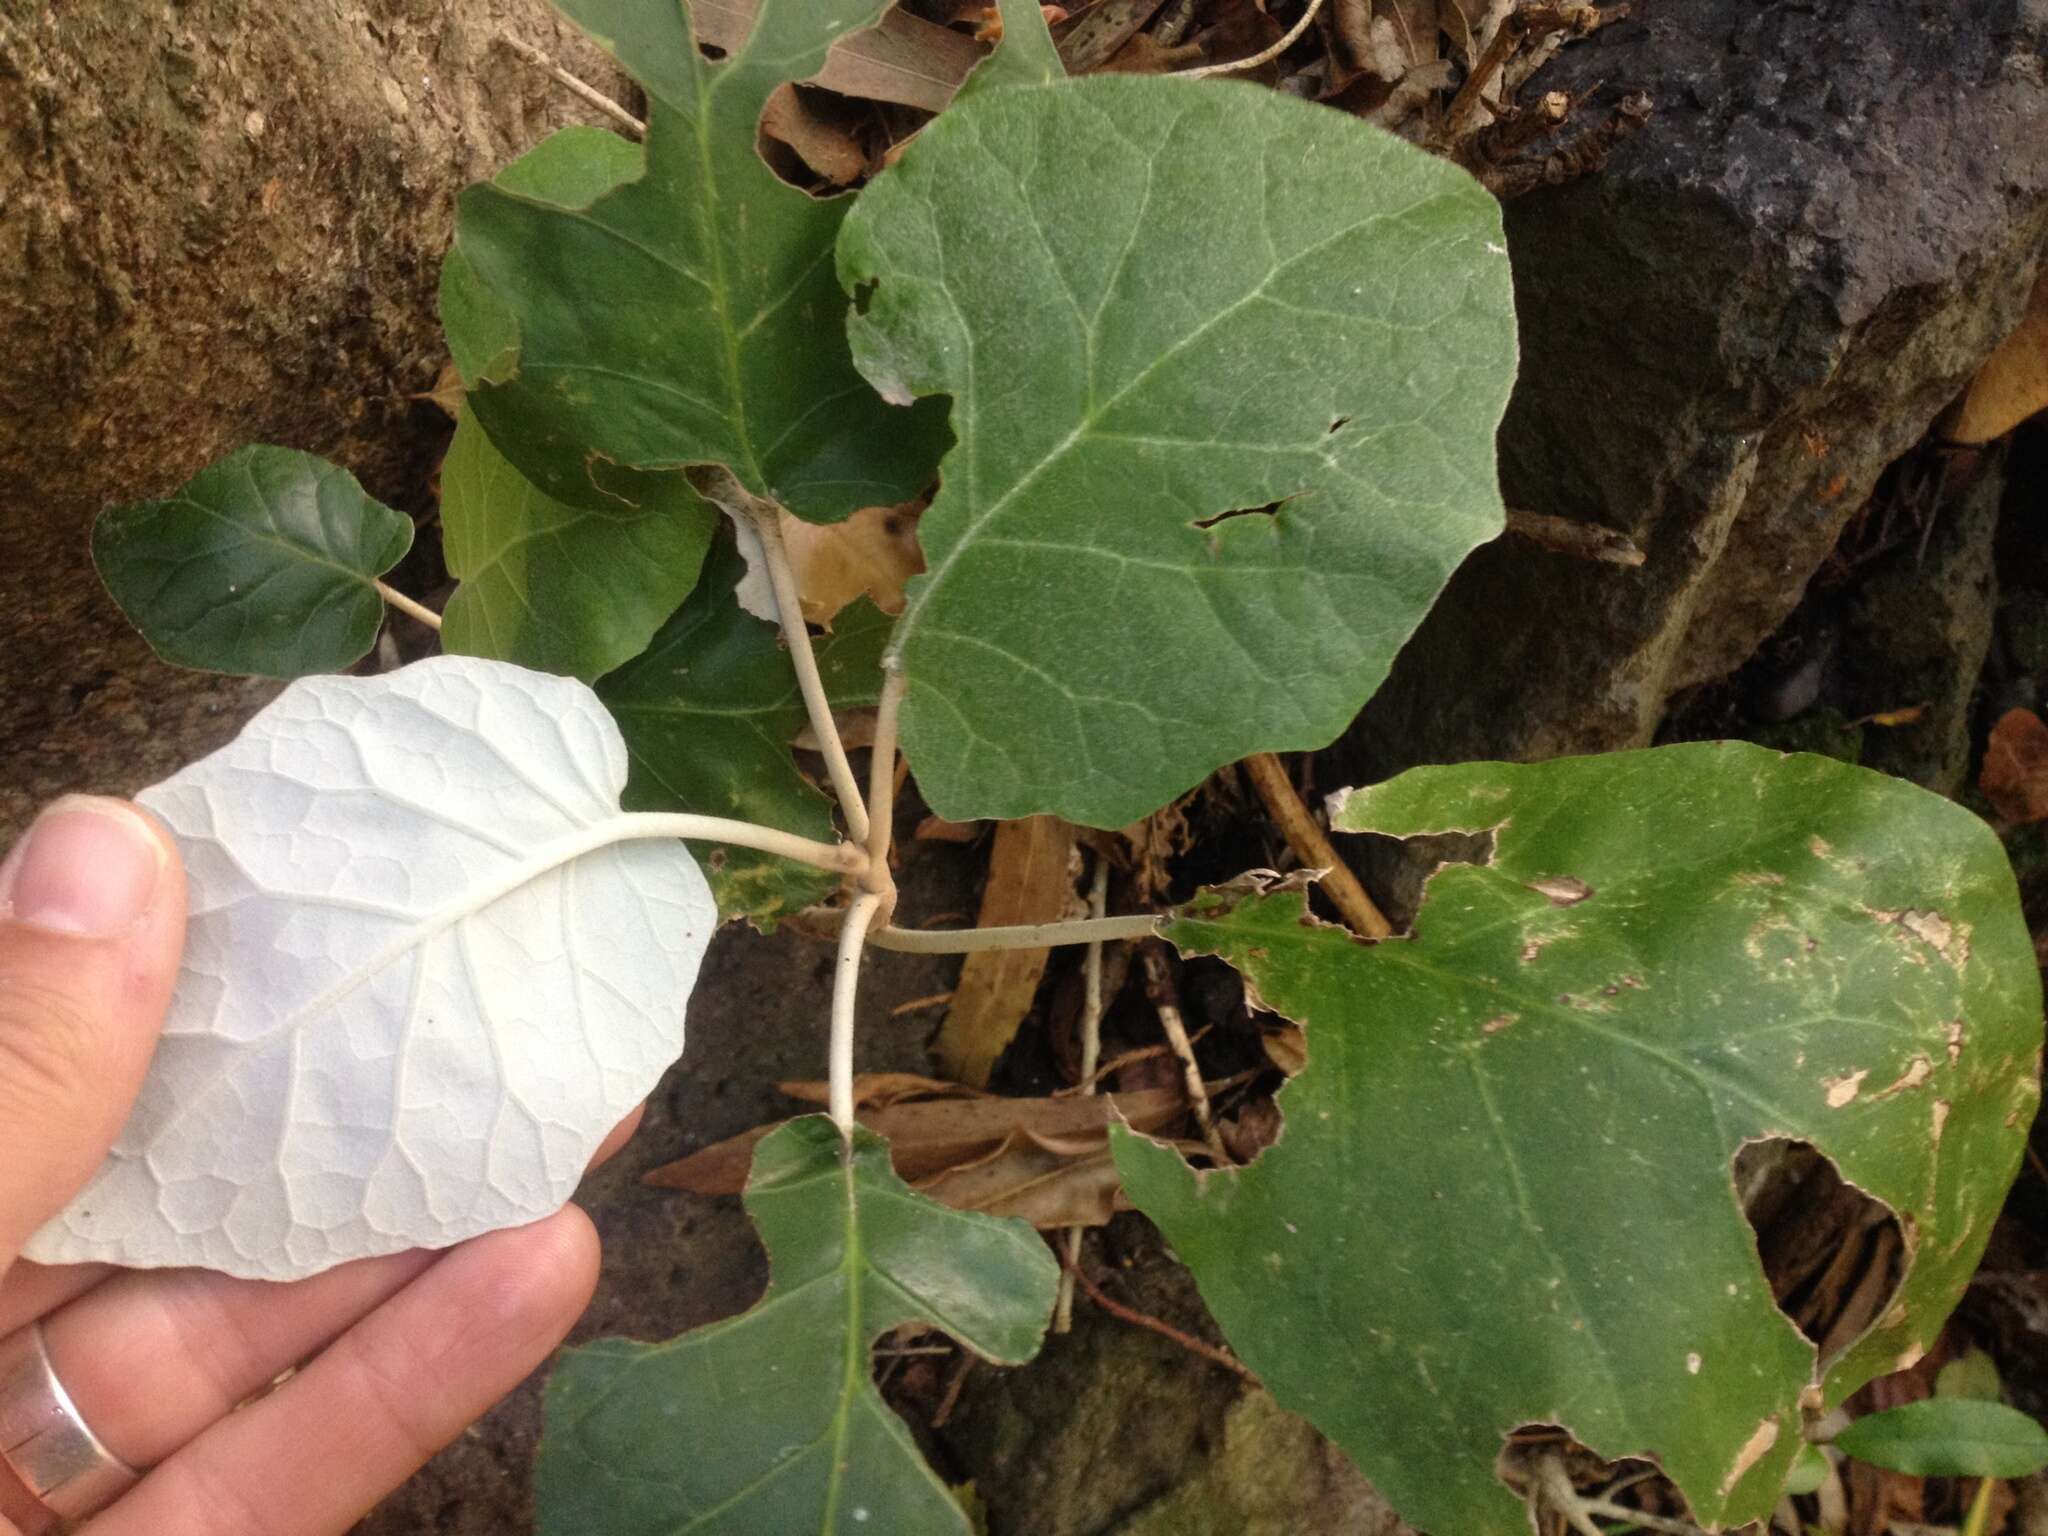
[863,671,907,909]
[618,812,865,877]
[745,501,872,844]
[830,891,884,1134]
[1054,853,1113,1333]
[867,914,1161,954]
[375,580,442,633]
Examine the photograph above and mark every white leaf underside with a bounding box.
[26,657,715,1282]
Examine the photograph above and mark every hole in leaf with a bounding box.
[1497,1425,1679,1529]
[698,41,729,61]
[1736,1137,1906,1364]
[1327,415,1352,434]
[851,278,879,317]
[1337,826,1498,932]
[1190,502,1280,532]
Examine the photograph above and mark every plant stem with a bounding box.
[1178,0,1326,78]
[374,579,442,632]
[868,914,1162,954]
[740,495,872,844]
[1241,751,1392,938]
[1054,854,1113,1334]
[830,891,884,1134]
[863,671,907,916]
[618,812,865,876]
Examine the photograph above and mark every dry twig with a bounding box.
[1178,0,1328,79]
[1141,942,1231,1163]
[499,33,646,137]
[1059,1247,1259,1382]
[1241,752,1393,938]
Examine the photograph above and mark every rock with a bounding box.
[0,0,635,834]
[1834,452,2004,793]
[1348,0,2048,777]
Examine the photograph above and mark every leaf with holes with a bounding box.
[839,74,1515,826]
[92,445,413,679]
[445,0,948,518]
[537,1115,1060,1535]
[600,526,891,926]
[26,657,715,1281]
[1115,744,2041,1536]
[440,415,716,681]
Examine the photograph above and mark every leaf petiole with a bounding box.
[617,812,865,877]
[869,913,1163,954]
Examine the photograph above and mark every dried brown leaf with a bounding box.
[1981,707,2048,825]
[693,0,982,112]
[759,84,869,188]
[644,1082,1189,1215]
[932,816,1080,1085]
[1948,272,2048,445]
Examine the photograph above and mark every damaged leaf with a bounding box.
[538,1117,1059,1535]
[446,0,948,518]
[839,67,1514,826]
[1116,743,2040,1536]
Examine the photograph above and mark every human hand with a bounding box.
[0,796,625,1535]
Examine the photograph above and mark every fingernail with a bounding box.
[0,797,168,938]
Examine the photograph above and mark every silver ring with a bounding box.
[0,1321,140,1521]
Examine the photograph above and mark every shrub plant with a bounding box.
[50,2,2042,1532]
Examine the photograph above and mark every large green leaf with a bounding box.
[1115,744,2041,1536]
[838,78,1516,826]
[440,415,714,681]
[537,1117,1060,1535]
[93,445,412,678]
[445,0,948,518]
[599,528,891,925]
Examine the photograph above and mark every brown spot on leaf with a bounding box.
[1824,1070,1869,1108]
[1719,1418,1781,1498]
[1482,1014,1518,1035]
[1528,875,1593,906]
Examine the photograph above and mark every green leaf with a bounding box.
[599,528,891,925]
[1835,1400,2048,1479]
[1937,1348,2006,1403]
[1784,1443,1831,1497]
[537,1117,1060,1535]
[439,415,715,681]
[92,445,413,678]
[838,78,1516,826]
[446,0,948,518]
[1115,744,2042,1536]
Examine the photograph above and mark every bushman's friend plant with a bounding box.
[49,2,2043,1532]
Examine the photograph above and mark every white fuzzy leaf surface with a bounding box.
[26,656,715,1281]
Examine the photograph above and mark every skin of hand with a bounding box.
[0,796,632,1536]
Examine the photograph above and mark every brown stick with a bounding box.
[1241,753,1393,939]
[1059,1247,1259,1383]
[1141,944,1231,1164]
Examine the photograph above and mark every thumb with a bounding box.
[0,796,185,1263]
